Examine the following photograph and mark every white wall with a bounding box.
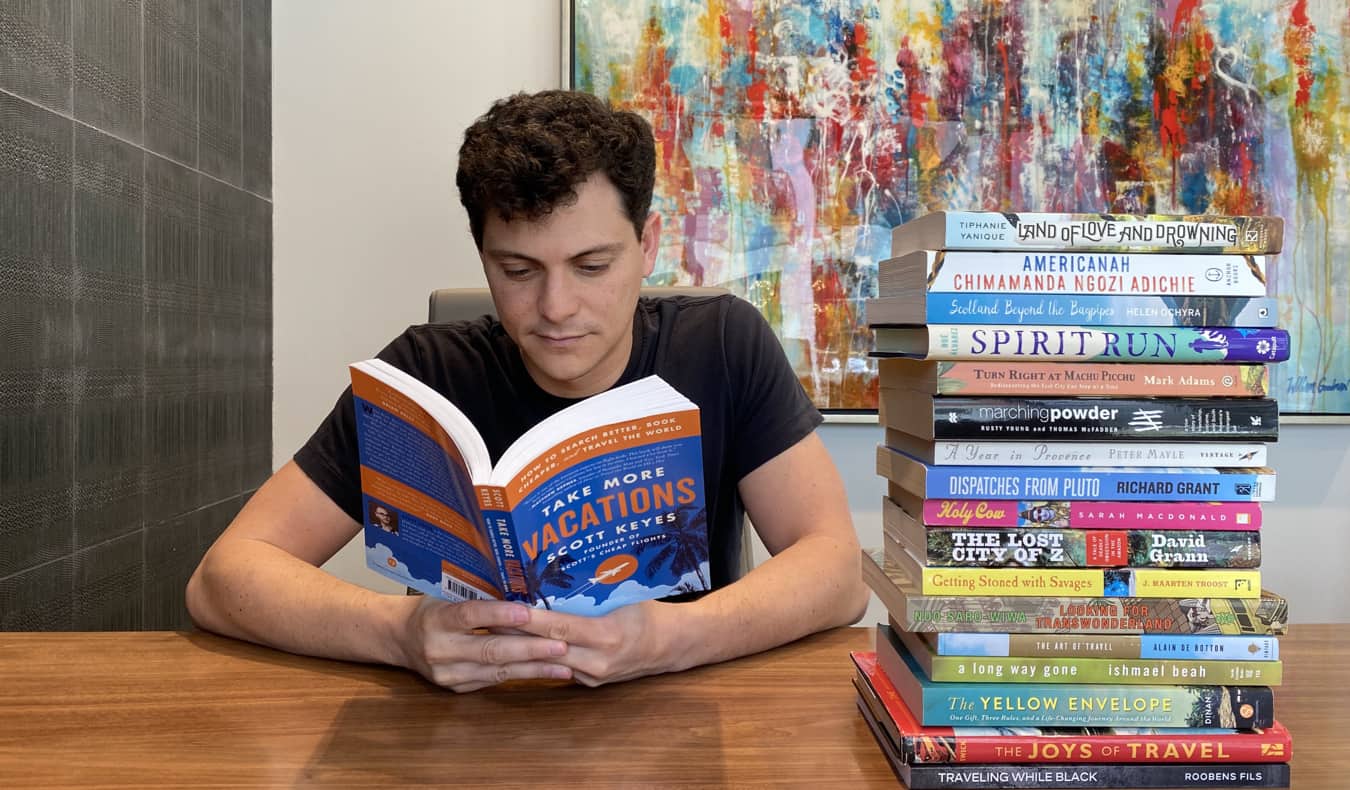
[273,3,1350,621]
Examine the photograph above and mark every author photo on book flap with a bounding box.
[185,90,868,693]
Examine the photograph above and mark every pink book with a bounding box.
[920,499,1262,530]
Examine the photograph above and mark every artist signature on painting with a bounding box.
[1285,375,1350,393]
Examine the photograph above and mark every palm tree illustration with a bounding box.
[641,505,710,590]
[522,554,577,609]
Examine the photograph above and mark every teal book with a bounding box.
[876,624,1273,728]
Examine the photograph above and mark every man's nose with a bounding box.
[537,271,580,324]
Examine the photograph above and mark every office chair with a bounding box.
[426,286,757,579]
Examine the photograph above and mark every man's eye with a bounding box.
[577,262,610,275]
[502,267,533,279]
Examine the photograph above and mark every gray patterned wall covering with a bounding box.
[1,0,271,630]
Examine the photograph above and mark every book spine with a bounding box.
[878,449,1277,502]
[863,549,1289,635]
[915,566,1263,599]
[916,293,1279,325]
[922,653,1281,685]
[920,527,1261,569]
[852,650,1292,764]
[922,441,1267,467]
[881,360,1271,397]
[908,212,1283,254]
[921,499,1263,530]
[924,396,1280,441]
[911,325,1290,362]
[919,251,1268,296]
[932,633,1280,660]
[476,487,529,600]
[898,763,1291,789]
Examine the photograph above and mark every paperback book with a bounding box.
[877,446,1276,503]
[919,632,1280,661]
[877,249,1269,297]
[850,651,1292,764]
[350,359,710,615]
[862,548,1290,636]
[905,492,1262,530]
[871,325,1290,363]
[876,624,1275,728]
[892,622,1281,685]
[879,391,1280,442]
[876,358,1271,397]
[888,212,1284,257]
[864,293,1278,327]
[884,430,1268,468]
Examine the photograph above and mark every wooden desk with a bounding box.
[0,625,1342,788]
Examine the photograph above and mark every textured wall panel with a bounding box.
[198,0,240,184]
[198,176,245,504]
[74,0,142,142]
[241,195,271,489]
[241,0,270,196]
[0,0,72,111]
[142,511,199,629]
[0,92,74,579]
[143,0,196,164]
[0,556,74,630]
[73,529,144,629]
[73,126,145,549]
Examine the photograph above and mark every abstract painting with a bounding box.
[571,0,1350,414]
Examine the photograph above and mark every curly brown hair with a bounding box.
[456,90,656,249]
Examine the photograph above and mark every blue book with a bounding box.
[876,624,1274,728]
[350,360,710,615]
[865,293,1278,327]
[928,632,1280,661]
[878,446,1275,502]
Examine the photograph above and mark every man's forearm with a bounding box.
[186,538,417,668]
[660,532,868,673]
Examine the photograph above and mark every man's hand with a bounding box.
[397,597,575,693]
[519,600,678,687]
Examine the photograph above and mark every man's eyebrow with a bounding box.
[485,243,625,262]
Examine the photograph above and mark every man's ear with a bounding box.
[640,212,661,278]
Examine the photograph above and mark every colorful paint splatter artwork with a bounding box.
[572,0,1350,413]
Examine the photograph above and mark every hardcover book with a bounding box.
[884,497,1262,569]
[876,624,1275,728]
[906,491,1262,531]
[865,293,1278,327]
[850,651,1292,764]
[877,446,1276,503]
[880,391,1280,442]
[888,212,1284,257]
[862,548,1290,636]
[871,325,1290,363]
[884,429,1268,468]
[877,358,1271,397]
[919,632,1280,661]
[892,622,1281,685]
[350,359,710,615]
[877,250,1269,297]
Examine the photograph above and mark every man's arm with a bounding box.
[519,431,869,685]
[186,461,572,691]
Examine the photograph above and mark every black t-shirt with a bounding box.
[294,294,823,589]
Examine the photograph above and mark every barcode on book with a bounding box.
[442,577,490,602]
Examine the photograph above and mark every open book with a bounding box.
[349,359,711,615]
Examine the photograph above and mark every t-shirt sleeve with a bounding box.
[720,297,824,479]
[292,329,426,523]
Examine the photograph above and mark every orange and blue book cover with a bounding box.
[349,359,710,615]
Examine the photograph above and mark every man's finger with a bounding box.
[435,599,532,631]
[437,660,573,693]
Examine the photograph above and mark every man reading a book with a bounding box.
[186,90,868,692]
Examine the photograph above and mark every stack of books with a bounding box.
[855,211,1293,789]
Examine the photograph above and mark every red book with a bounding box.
[851,650,1291,764]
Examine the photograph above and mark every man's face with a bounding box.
[373,507,391,528]
[480,173,658,399]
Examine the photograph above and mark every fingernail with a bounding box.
[551,665,572,679]
[549,641,567,656]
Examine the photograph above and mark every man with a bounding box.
[186,90,867,693]
[369,504,397,535]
